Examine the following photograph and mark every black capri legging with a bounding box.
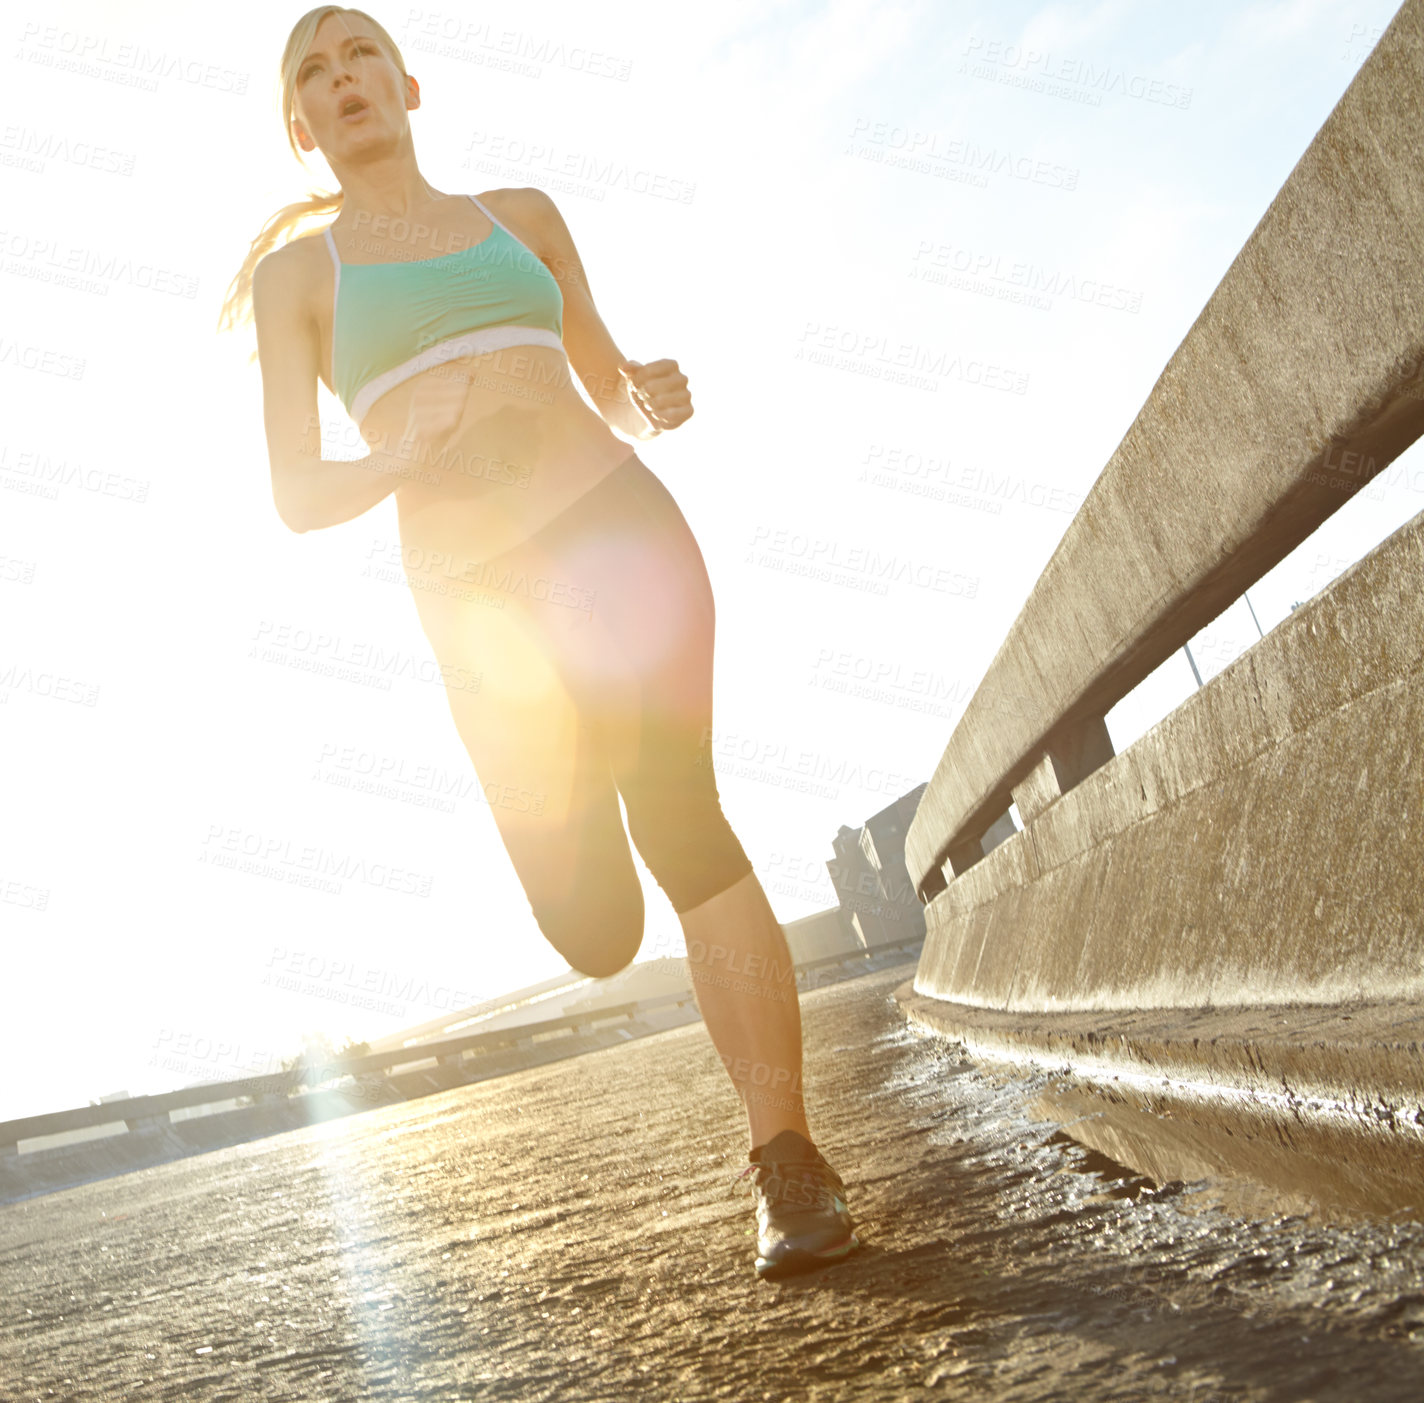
[406,451,755,977]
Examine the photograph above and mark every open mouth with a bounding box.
[340,97,368,119]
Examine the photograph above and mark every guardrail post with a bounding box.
[938,806,1019,885]
[1011,716,1114,826]
[123,1112,175,1137]
[944,836,986,879]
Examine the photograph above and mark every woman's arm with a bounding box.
[503,187,690,439]
[252,246,403,533]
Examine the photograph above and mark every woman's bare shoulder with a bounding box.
[254,232,326,309]
[262,227,326,269]
[478,186,567,252]
[480,185,559,221]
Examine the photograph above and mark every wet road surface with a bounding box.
[3,962,1422,1401]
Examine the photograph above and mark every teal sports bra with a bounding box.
[324,193,565,426]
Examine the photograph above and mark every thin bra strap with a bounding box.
[467,193,514,239]
[323,226,340,381]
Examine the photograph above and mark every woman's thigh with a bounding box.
[411,452,750,933]
[428,597,646,974]
[495,456,752,913]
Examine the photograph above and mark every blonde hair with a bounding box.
[215,6,411,357]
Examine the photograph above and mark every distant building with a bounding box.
[366,783,935,1048]
[827,783,929,950]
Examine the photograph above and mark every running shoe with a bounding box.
[737,1128,860,1279]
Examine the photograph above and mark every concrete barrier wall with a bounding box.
[904,0,1424,898]
[913,509,1424,1011]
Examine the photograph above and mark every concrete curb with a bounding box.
[894,980,1424,1221]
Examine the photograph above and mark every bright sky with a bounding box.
[3,0,1417,1122]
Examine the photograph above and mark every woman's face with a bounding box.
[290,13,416,160]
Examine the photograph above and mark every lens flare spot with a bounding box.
[559,529,686,678]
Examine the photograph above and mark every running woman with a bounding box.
[219,6,858,1279]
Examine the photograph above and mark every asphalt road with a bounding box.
[3,962,1422,1401]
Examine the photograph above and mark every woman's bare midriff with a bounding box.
[303,211,640,581]
[361,347,638,656]
[361,345,637,564]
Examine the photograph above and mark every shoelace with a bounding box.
[733,1157,845,1211]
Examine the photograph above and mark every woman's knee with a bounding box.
[531,879,645,979]
[624,791,755,917]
